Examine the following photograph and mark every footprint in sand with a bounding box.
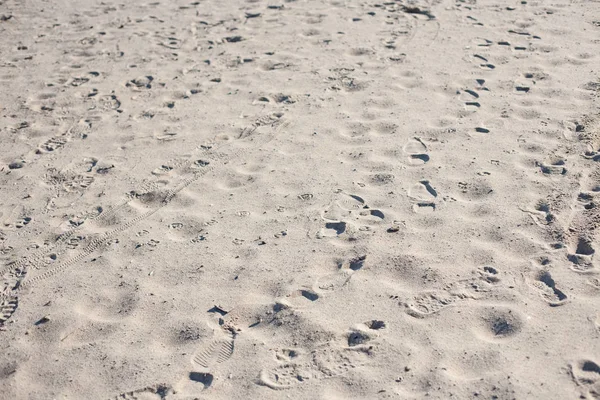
[37,136,67,153]
[567,236,596,273]
[278,289,321,309]
[347,320,386,346]
[577,192,596,210]
[111,383,172,399]
[191,331,236,371]
[319,193,384,237]
[0,295,18,327]
[459,88,481,112]
[62,174,95,192]
[584,144,600,161]
[1,209,33,230]
[409,179,437,200]
[464,101,481,112]
[318,221,348,238]
[408,180,438,213]
[98,94,121,112]
[533,200,556,225]
[336,192,385,221]
[527,269,568,307]
[472,306,524,342]
[314,255,366,293]
[314,268,354,292]
[403,267,500,318]
[126,75,154,90]
[281,257,366,308]
[537,158,567,175]
[176,303,281,393]
[151,164,174,176]
[15,216,32,229]
[474,54,495,70]
[187,329,236,390]
[335,192,366,211]
[403,137,430,165]
[569,359,600,398]
[403,291,460,318]
[259,322,382,390]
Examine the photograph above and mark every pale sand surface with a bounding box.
[1,0,599,398]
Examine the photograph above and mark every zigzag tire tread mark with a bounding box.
[4,135,226,278]
[1,115,285,330]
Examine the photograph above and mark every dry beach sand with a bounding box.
[1,0,600,398]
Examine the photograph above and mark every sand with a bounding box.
[1,0,599,398]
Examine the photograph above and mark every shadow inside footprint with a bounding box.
[348,194,365,204]
[414,202,436,213]
[581,360,600,374]
[349,255,367,271]
[347,330,371,346]
[571,359,600,387]
[365,320,386,330]
[532,270,568,306]
[420,180,437,197]
[369,209,385,219]
[410,154,430,163]
[568,237,596,271]
[576,237,595,256]
[298,290,320,302]
[325,221,346,235]
[189,372,213,388]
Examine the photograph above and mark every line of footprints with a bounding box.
[111,255,385,398]
[319,138,438,237]
[109,259,587,398]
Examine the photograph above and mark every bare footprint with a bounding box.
[403,291,458,318]
[528,270,568,307]
[570,359,600,398]
[567,236,596,273]
[331,192,385,222]
[318,221,347,238]
[347,320,384,346]
[314,270,353,292]
[259,340,372,390]
[538,158,567,175]
[409,180,438,213]
[314,255,366,293]
[279,289,320,308]
[408,180,437,200]
[335,192,366,211]
[403,276,483,318]
[403,137,430,165]
[319,192,384,237]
